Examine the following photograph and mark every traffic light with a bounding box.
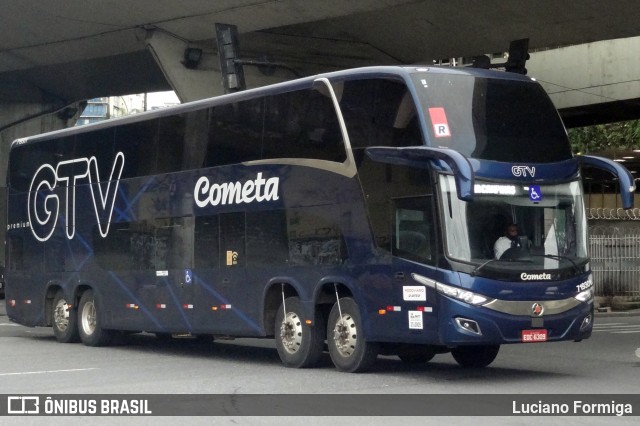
[504,38,530,75]
[215,23,246,93]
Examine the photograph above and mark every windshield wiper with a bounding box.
[470,257,531,276]
[471,253,581,276]
[529,254,581,274]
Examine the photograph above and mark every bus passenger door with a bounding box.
[144,216,196,334]
[212,212,252,335]
[193,212,253,336]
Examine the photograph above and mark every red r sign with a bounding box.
[428,107,451,137]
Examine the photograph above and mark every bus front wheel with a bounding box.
[78,289,114,347]
[275,297,324,368]
[327,297,378,373]
[451,344,500,368]
[52,290,79,343]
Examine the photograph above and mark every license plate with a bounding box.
[521,329,547,343]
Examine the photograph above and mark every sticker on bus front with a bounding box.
[408,311,424,329]
[529,185,542,202]
[403,286,426,301]
[428,107,451,138]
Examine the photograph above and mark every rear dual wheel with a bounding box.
[52,290,79,343]
[78,289,114,347]
[327,297,378,373]
[275,297,324,368]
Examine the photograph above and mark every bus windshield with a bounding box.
[439,175,589,274]
[411,71,572,162]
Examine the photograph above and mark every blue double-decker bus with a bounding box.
[5,66,634,372]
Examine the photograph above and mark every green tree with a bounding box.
[567,119,640,154]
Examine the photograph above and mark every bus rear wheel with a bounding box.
[275,297,324,368]
[327,297,378,373]
[451,344,500,368]
[52,290,79,343]
[78,290,114,347]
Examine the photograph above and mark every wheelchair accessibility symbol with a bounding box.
[529,185,542,202]
[184,269,193,284]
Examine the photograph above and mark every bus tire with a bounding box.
[78,289,113,347]
[275,297,324,368]
[451,344,500,368]
[52,290,80,343]
[327,297,378,373]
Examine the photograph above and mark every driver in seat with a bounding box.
[494,223,520,259]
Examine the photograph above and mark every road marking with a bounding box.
[592,323,640,333]
[594,325,640,329]
[0,368,97,377]
[0,323,20,327]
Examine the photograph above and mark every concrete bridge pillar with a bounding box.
[144,29,226,102]
[143,28,298,102]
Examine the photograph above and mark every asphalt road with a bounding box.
[1,299,639,423]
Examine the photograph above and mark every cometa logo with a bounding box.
[520,272,552,281]
[28,153,125,242]
[194,173,279,207]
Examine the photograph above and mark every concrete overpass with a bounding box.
[3,0,640,259]
[4,1,640,128]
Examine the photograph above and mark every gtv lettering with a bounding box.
[28,152,125,241]
[511,165,536,178]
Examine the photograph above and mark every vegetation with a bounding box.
[568,119,640,154]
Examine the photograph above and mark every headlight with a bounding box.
[575,288,594,303]
[436,282,493,306]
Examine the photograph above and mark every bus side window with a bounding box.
[157,114,187,173]
[263,89,346,163]
[392,197,435,264]
[205,99,264,167]
[75,128,115,175]
[7,236,24,271]
[287,206,345,265]
[114,119,160,178]
[219,212,246,267]
[195,215,219,269]
[9,136,77,192]
[340,78,420,150]
[45,238,67,272]
[246,210,289,265]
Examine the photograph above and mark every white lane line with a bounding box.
[593,323,628,327]
[611,330,640,334]
[593,327,640,332]
[593,326,640,330]
[0,368,98,377]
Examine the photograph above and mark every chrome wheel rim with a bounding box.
[81,300,96,336]
[279,312,303,354]
[53,299,70,331]
[333,314,357,357]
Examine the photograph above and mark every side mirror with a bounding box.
[365,146,474,201]
[576,155,635,210]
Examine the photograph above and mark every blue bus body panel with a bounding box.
[5,65,599,351]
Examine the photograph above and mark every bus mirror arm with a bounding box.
[365,146,475,201]
[576,155,636,209]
